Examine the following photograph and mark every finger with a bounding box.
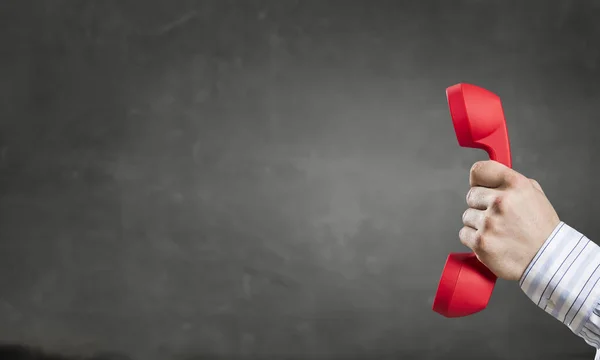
[469,160,514,188]
[530,178,544,194]
[462,208,485,230]
[459,226,478,250]
[466,186,501,210]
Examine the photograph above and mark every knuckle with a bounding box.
[530,178,544,193]
[507,172,526,188]
[483,214,495,230]
[491,194,505,212]
[472,233,488,251]
[504,172,516,186]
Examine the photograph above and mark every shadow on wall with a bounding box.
[0,346,432,360]
[0,344,131,360]
[0,344,593,360]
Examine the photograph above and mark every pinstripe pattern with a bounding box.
[520,222,600,359]
[537,236,586,306]
[549,245,598,320]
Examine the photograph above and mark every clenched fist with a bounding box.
[460,160,561,281]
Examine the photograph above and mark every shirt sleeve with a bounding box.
[520,222,600,352]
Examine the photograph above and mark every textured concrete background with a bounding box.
[0,1,599,359]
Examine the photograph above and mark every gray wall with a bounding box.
[0,1,599,359]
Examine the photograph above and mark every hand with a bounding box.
[460,160,561,281]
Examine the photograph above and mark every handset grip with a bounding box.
[476,123,511,168]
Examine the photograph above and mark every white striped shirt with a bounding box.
[520,222,600,360]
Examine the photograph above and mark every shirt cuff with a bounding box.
[520,222,600,336]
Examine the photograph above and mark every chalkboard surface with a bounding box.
[0,1,599,359]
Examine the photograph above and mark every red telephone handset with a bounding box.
[432,83,512,318]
